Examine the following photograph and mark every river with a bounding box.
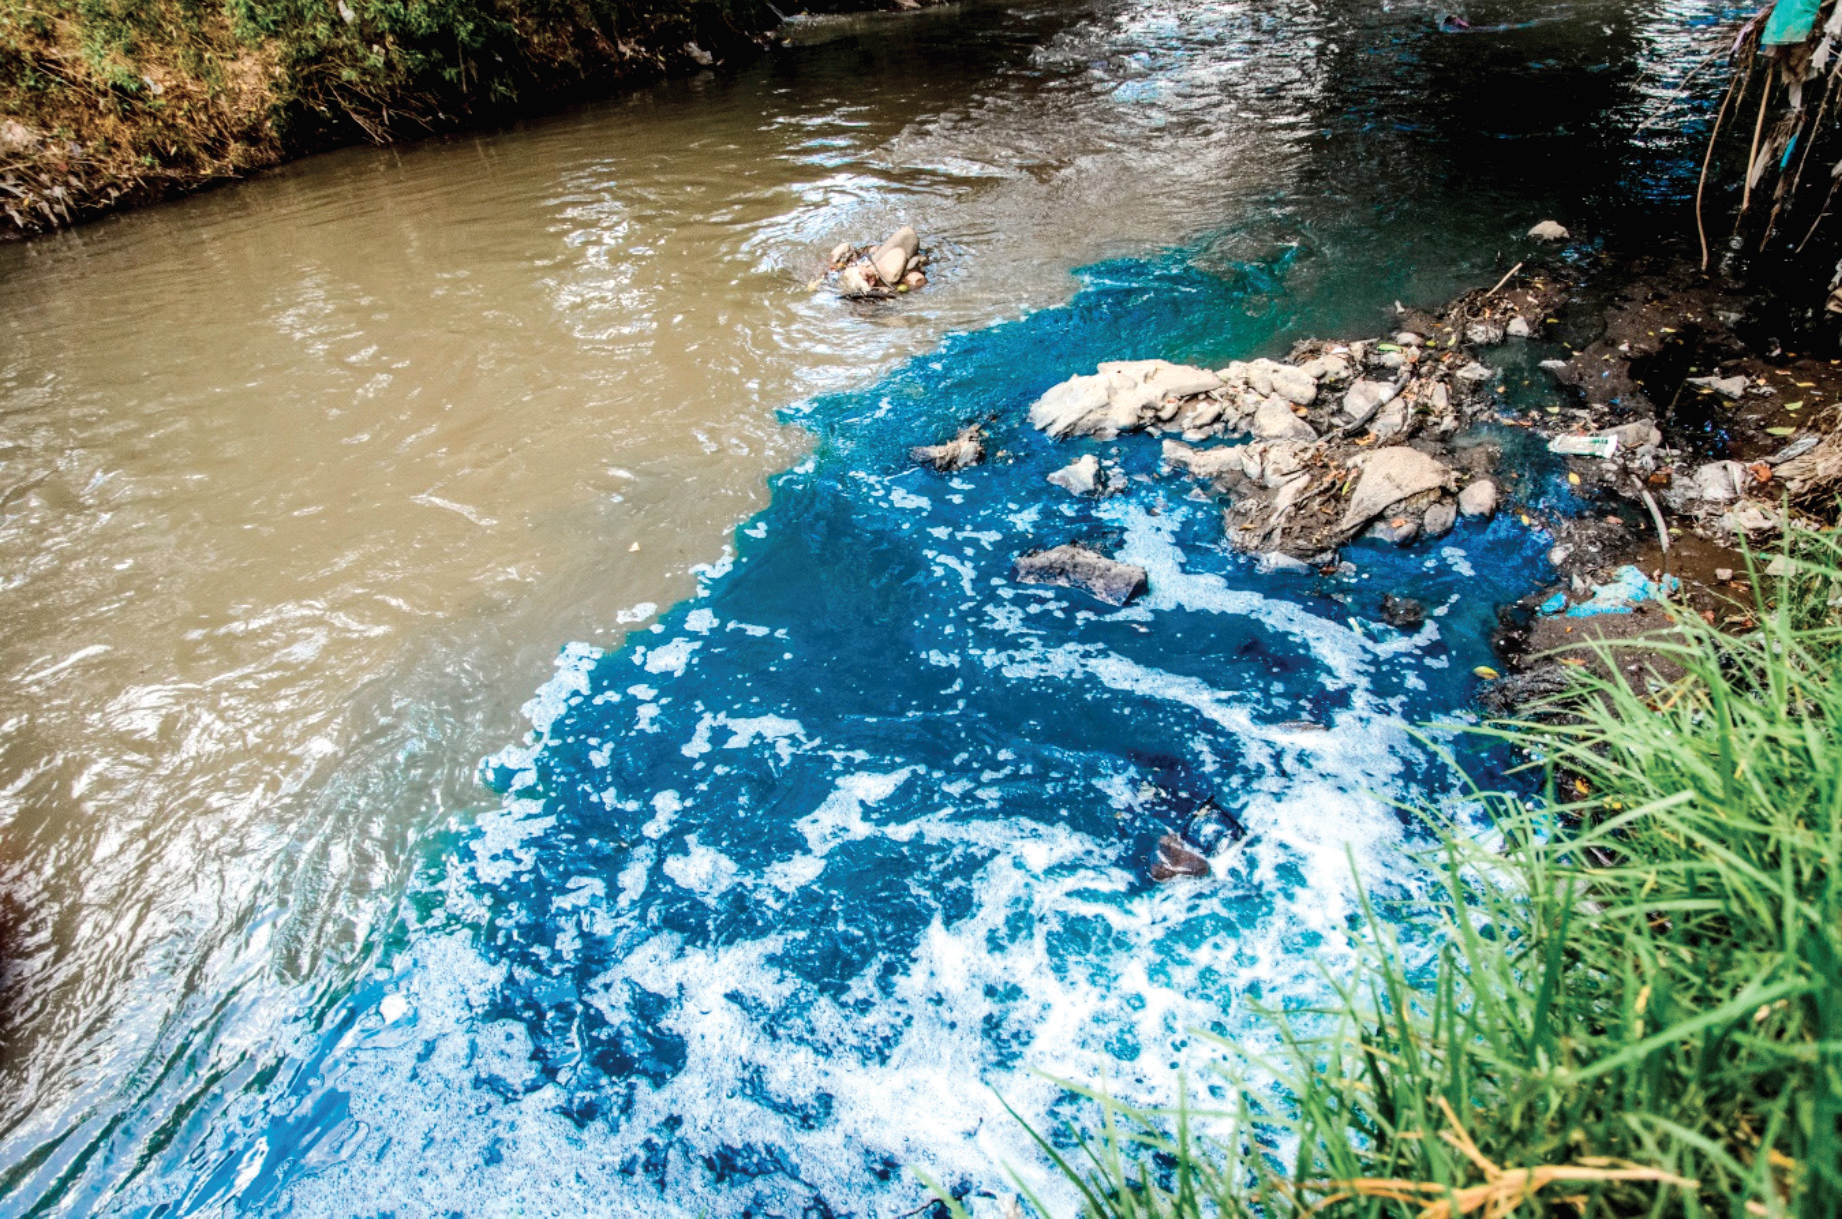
[0,0,1719,1212]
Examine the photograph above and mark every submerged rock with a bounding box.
[1381,593,1426,629]
[911,424,985,472]
[1013,543,1148,606]
[1150,833,1210,882]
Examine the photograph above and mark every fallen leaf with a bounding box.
[1766,426,1797,436]
[1474,665,1500,679]
[1785,401,1804,411]
[1750,463,1772,483]
[1567,472,1582,486]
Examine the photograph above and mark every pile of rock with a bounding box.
[1026,335,1506,560]
[825,226,930,299]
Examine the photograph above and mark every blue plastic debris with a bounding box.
[1541,565,1680,616]
[1764,0,1821,45]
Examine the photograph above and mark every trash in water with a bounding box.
[1539,564,1679,616]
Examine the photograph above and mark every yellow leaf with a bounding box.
[1474,665,1500,679]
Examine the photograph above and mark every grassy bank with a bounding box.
[0,0,796,235]
[944,530,1842,1217]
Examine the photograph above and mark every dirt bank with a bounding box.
[0,0,916,237]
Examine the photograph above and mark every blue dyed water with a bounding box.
[120,251,1558,1217]
[0,0,1739,1211]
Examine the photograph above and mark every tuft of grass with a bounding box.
[948,529,1842,1218]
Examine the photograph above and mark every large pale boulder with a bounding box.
[1251,396,1317,441]
[1030,361,1222,439]
[1162,440,1246,482]
[1338,447,1455,533]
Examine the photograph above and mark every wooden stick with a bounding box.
[1697,75,1738,270]
[1484,261,1525,298]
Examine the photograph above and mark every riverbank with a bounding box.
[0,0,927,237]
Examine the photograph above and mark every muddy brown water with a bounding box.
[0,0,1721,1206]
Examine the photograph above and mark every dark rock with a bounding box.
[911,425,985,472]
[1013,544,1147,606]
[1380,594,1426,629]
[1477,663,1576,717]
[1150,833,1210,882]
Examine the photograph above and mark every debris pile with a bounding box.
[821,226,932,299]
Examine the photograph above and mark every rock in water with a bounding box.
[1013,544,1147,606]
[1528,219,1570,241]
[1150,833,1210,882]
[1029,361,1222,439]
[1047,454,1103,496]
[911,424,984,472]
[1422,499,1458,538]
[1338,447,1456,533]
[1457,478,1498,518]
[871,226,920,284]
[1161,439,1246,483]
[1381,594,1426,629]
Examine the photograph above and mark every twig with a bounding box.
[1484,260,1525,298]
[1740,64,1774,217]
[1699,74,1739,270]
[1641,488,1672,558]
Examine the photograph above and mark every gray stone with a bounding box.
[1465,320,1506,346]
[1252,396,1317,441]
[1029,374,1115,438]
[1455,362,1494,384]
[1394,331,1423,347]
[1422,500,1457,538]
[1602,420,1663,451]
[911,424,984,472]
[1506,316,1533,338]
[1367,515,1420,546]
[1339,447,1455,533]
[1014,544,1148,606]
[1687,374,1748,400]
[1457,478,1498,518]
[1162,439,1246,482]
[1264,362,1319,406]
[1528,220,1570,241]
[1340,379,1399,425]
[1369,398,1409,439]
[1031,361,1224,439]
[1047,454,1102,496]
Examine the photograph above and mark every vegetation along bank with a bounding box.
[0,0,904,236]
